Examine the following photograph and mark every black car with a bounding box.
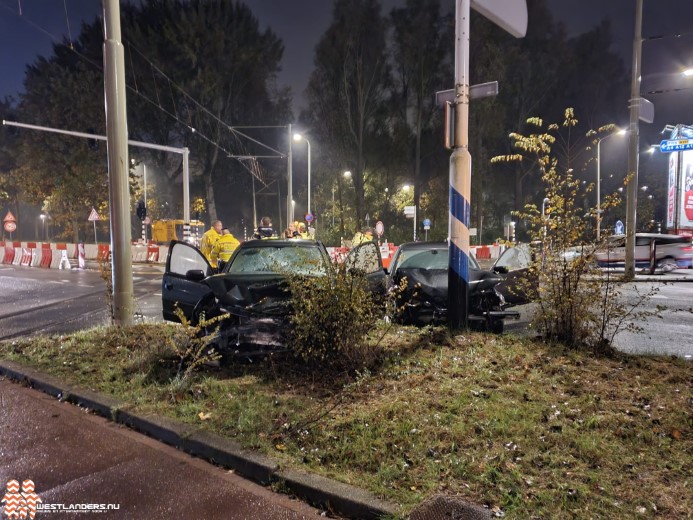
[162,239,387,356]
[387,242,519,332]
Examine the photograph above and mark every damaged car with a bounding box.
[387,241,519,332]
[162,239,386,357]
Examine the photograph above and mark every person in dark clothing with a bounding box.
[253,216,277,239]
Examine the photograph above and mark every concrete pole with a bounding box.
[596,139,602,241]
[624,0,643,280]
[142,164,147,242]
[448,0,471,330]
[182,148,190,242]
[287,124,293,225]
[307,138,311,218]
[103,0,133,326]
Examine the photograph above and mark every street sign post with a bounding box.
[88,207,101,245]
[404,206,417,241]
[375,220,384,238]
[659,139,693,153]
[447,0,527,331]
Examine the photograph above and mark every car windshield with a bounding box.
[394,248,479,271]
[227,245,327,276]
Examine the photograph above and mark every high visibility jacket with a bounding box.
[212,233,241,264]
[352,232,373,246]
[200,228,221,266]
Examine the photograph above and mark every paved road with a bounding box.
[0,264,163,339]
[0,379,323,519]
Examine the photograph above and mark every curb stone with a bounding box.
[0,359,399,519]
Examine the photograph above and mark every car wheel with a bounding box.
[656,257,678,273]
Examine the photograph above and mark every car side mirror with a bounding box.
[493,265,508,275]
[185,269,206,282]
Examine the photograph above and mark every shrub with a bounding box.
[492,109,658,354]
[285,260,383,372]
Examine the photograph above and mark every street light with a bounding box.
[293,133,311,218]
[596,129,627,241]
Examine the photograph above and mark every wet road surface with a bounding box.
[0,379,324,519]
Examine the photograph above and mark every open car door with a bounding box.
[344,241,387,297]
[162,240,214,323]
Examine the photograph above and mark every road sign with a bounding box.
[471,0,528,38]
[305,213,313,223]
[88,208,100,221]
[403,205,416,218]
[143,216,151,225]
[4,221,16,233]
[375,220,384,237]
[3,210,16,223]
[614,220,624,235]
[423,218,431,230]
[660,139,693,153]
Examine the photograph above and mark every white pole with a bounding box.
[287,124,293,225]
[103,0,133,326]
[307,138,311,218]
[448,0,471,330]
[597,139,602,241]
[625,0,643,279]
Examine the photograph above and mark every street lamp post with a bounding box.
[596,129,626,241]
[293,134,311,218]
[40,214,46,241]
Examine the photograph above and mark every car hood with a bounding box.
[393,267,503,309]
[204,273,292,316]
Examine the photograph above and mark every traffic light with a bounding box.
[136,200,147,220]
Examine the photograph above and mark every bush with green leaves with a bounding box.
[285,259,383,372]
[492,109,658,354]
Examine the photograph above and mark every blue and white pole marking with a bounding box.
[448,0,471,330]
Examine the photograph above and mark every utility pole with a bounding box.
[103,0,133,326]
[625,0,643,279]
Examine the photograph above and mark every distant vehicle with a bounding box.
[594,233,693,271]
[386,241,519,332]
[162,239,387,357]
[151,219,205,245]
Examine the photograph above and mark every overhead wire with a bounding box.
[0,0,283,184]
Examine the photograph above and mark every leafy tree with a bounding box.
[15,40,108,242]
[390,0,453,217]
[122,0,290,227]
[305,0,390,227]
[492,109,656,354]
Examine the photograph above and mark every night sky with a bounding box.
[1,1,693,145]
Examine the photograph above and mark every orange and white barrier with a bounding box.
[1,240,169,268]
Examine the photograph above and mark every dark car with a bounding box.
[162,239,387,356]
[387,242,519,332]
[490,243,536,305]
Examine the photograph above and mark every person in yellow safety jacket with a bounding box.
[200,220,223,267]
[296,222,313,239]
[211,228,240,272]
[351,226,374,246]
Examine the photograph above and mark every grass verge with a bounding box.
[1,323,691,518]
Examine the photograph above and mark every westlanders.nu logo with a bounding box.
[2,480,119,517]
[1,480,41,519]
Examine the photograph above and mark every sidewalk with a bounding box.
[0,360,398,520]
